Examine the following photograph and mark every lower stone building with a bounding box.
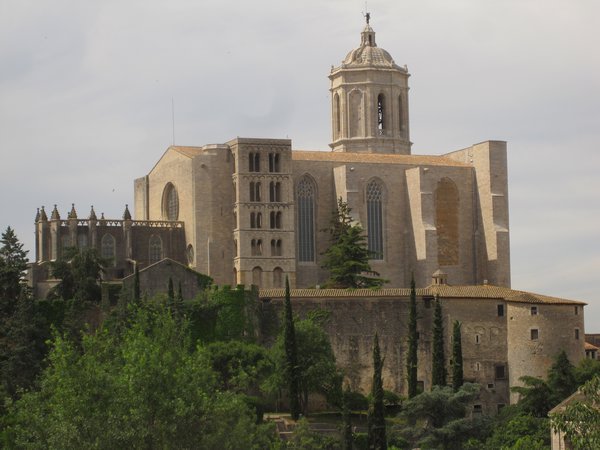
[260,274,586,413]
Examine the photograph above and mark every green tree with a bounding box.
[133,265,140,303]
[284,276,301,420]
[406,275,418,398]
[431,296,446,388]
[167,276,174,304]
[551,375,600,450]
[322,198,385,288]
[367,333,387,449]
[48,247,106,303]
[548,349,577,403]
[451,321,463,392]
[481,408,550,449]
[398,383,487,450]
[574,357,600,386]
[511,375,554,417]
[7,303,277,449]
[0,227,29,310]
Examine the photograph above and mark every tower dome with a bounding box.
[341,24,401,70]
[329,19,411,154]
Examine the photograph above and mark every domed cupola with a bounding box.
[329,17,412,154]
[342,24,400,69]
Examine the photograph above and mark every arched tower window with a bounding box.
[249,152,260,172]
[435,178,460,266]
[333,93,341,140]
[398,94,404,135]
[377,93,386,134]
[250,212,262,229]
[271,239,282,256]
[297,176,316,262]
[252,266,262,287]
[366,180,384,260]
[269,182,281,202]
[270,211,282,229]
[101,233,115,261]
[349,90,363,138]
[149,235,163,263]
[162,183,179,220]
[273,267,284,288]
[249,182,261,202]
[251,239,263,256]
[269,153,281,172]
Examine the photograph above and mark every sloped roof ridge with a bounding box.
[291,150,470,167]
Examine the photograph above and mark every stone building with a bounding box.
[133,22,510,290]
[27,19,586,409]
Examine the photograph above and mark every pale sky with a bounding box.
[1,0,598,330]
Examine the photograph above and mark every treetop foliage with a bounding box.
[321,198,386,289]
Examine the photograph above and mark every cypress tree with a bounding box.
[167,277,174,305]
[342,385,353,450]
[133,265,140,303]
[283,276,301,420]
[368,333,387,450]
[431,296,447,387]
[451,320,463,392]
[406,274,418,398]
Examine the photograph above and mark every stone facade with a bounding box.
[260,282,586,413]
[133,24,511,291]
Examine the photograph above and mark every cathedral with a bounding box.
[28,20,585,410]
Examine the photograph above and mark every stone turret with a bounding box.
[329,18,411,154]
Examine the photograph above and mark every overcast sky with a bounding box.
[1,0,598,330]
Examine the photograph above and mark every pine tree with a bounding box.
[283,276,301,420]
[322,198,385,288]
[406,274,418,398]
[431,296,447,387]
[342,385,353,450]
[368,333,387,449]
[0,227,29,312]
[451,321,463,392]
[548,350,577,404]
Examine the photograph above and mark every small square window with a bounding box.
[531,329,539,340]
[497,304,504,317]
[531,306,538,315]
[487,383,494,389]
[473,404,482,415]
[495,365,506,380]
[574,306,579,315]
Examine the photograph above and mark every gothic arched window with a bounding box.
[101,233,115,261]
[297,176,315,262]
[366,180,384,260]
[149,235,163,263]
[435,178,459,266]
[162,183,179,220]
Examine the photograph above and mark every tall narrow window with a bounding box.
[249,182,261,202]
[377,93,385,134]
[297,176,315,262]
[398,95,404,134]
[270,211,282,229]
[269,153,281,172]
[271,239,282,256]
[149,235,163,263]
[250,212,262,229]
[333,93,341,139]
[251,239,263,256]
[249,152,260,172]
[435,178,459,266]
[101,233,115,261]
[366,180,384,260]
[269,182,281,202]
[273,267,283,288]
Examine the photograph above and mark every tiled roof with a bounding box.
[585,342,599,351]
[291,150,470,167]
[259,284,586,305]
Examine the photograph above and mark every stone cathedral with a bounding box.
[29,21,586,410]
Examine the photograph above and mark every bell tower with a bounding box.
[329,18,411,154]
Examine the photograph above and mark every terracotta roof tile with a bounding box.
[259,284,586,305]
[291,150,470,167]
[585,342,599,351]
